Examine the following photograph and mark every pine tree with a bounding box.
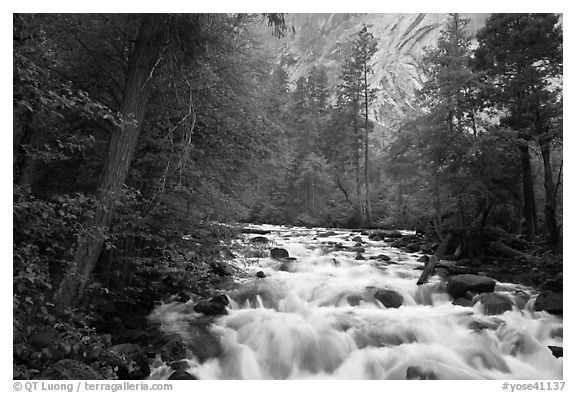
[474,13,562,244]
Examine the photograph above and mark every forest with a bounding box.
[13,13,562,380]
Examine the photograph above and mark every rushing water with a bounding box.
[149,225,563,380]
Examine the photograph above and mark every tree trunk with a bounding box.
[519,143,537,242]
[363,66,372,227]
[539,136,559,247]
[417,233,453,285]
[54,15,166,311]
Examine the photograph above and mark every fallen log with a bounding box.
[486,241,539,263]
[417,233,453,285]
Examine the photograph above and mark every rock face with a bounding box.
[446,274,496,299]
[262,13,488,128]
[270,248,289,259]
[534,291,563,314]
[374,289,403,308]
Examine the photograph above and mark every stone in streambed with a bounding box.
[417,255,429,263]
[446,274,496,299]
[347,294,363,306]
[406,366,437,380]
[255,271,266,278]
[452,297,474,307]
[270,248,289,259]
[475,293,513,315]
[534,291,563,314]
[355,254,365,260]
[250,236,269,243]
[352,236,363,242]
[374,289,403,308]
[548,346,563,358]
[351,246,365,253]
[168,370,198,380]
[193,294,229,316]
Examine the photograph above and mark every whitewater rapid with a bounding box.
[148,225,563,380]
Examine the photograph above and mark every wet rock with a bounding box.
[270,248,289,259]
[406,366,437,380]
[255,271,266,278]
[241,228,271,235]
[159,334,187,362]
[377,254,391,261]
[250,236,269,243]
[354,242,363,247]
[317,231,337,237]
[193,295,229,316]
[170,360,189,371]
[351,246,365,253]
[44,359,104,380]
[548,346,563,358]
[355,254,366,260]
[186,324,222,362]
[468,319,503,331]
[446,274,496,299]
[534,291,563,314]
[417,255,429,263]
[374,289,403,308]
[347,294,363,306]
[452,297,474,307]
[108,343,150,379]
[405,243,421,253]
[351,236,362,242]
[168,370,197,380]
[475,293,513,315]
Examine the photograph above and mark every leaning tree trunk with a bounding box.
[519,142,537,243]
[54,16,166,311]
[539,135,560,248]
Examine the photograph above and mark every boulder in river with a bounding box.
[250,236,269,244]
[352,236,363,243]
[355,254,366,260]
[351,246,365,253]
[256,271,266,278]
[168,370,198,380]
[374,289,403,308]
[446,274,496,299]
[548,346,563,358]
[270,248,289,259]
[474,293,513,315]
[186,323,223,362]
[452,297,474,307]
[417,255,429,263]
[317,231,337,237]
[534,291,563,314]
[406,366,437,380]
[193,294,229,316]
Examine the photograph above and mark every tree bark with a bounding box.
[54,15,166,310]
[519,142,537,242]
[539,136,560,248]
[363,64,372,227]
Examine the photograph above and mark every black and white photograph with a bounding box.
[12,9,565,385]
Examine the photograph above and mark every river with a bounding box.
[148,224,563,380]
